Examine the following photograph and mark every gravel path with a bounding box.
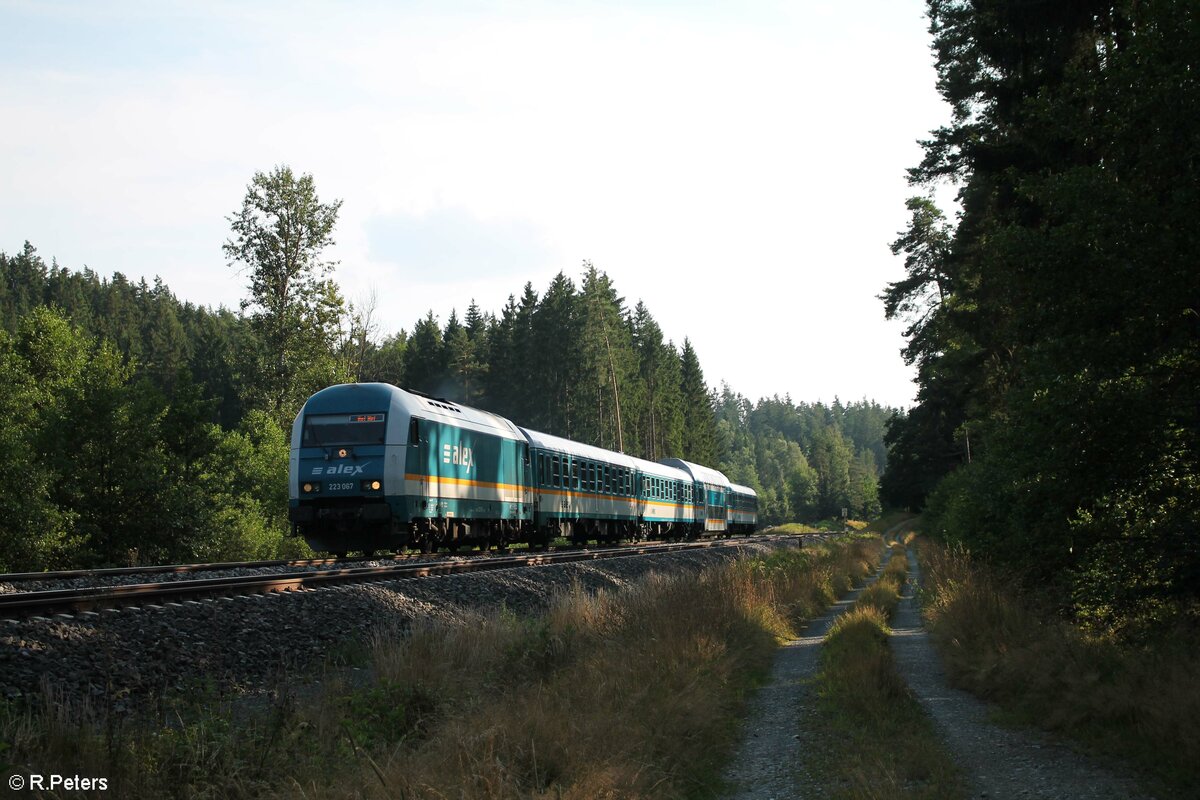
[722,548,885,800]
[892,547,1155,799]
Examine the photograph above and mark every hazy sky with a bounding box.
[0,0,951,409]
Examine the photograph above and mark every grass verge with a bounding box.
[773,519,871,535]
[920,539,1200,795]
[808,544,966,799]
[1,536,880,799]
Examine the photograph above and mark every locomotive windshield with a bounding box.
[301,413,387,447]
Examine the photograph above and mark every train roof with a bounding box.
[627,455,692,482]
[728,483,758,497]
[659,458,733,489]
[519,428,638,469]
[298,383,525,441]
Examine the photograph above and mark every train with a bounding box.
[288,382,758,555]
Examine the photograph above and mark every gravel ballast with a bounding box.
[0,540,795,711]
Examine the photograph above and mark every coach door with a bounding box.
[520,443,533,517]
[409,417,439,515]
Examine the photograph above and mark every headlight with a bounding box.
[302,482,321,493]
[361,479,382,491]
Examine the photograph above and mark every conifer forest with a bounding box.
[881,0,1199,637]
[0,218,889,572]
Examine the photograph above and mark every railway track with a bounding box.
[0,538,770,618]
[0,553,410,585]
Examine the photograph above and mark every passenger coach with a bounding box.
[523,428,639,545]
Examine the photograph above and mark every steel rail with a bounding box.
[0,538,771,617]
[0,554,410,584]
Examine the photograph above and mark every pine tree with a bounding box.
[678,338,717,464]
[403,312,445,395]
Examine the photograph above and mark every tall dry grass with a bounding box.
[2,536,880,800]
[920,539,1200,794]
[807,544,965,800]
[299,537,880,800]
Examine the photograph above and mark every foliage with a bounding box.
[0,306,301,570]
[882,0,1200,633]
[224,165,347,423]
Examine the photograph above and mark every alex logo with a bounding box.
[442,443,475,472]
[311,463,368,476]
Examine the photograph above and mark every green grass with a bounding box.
[772,518,872,534]
[864,510,918,534]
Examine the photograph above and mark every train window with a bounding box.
[408,418,420,446]
[572,461,580,489]
[303,413,387,447]
[552,456,561,488]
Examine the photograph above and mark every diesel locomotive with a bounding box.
[288,382,757,555]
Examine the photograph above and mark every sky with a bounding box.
[0,0,952,409]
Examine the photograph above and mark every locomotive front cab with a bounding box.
[289,384,409,555]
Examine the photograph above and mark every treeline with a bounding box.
[882,1,1199,636]
[716,390,886,524]
[353,271,890,524]
[0,310,294,570]
[0,170,891,570]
